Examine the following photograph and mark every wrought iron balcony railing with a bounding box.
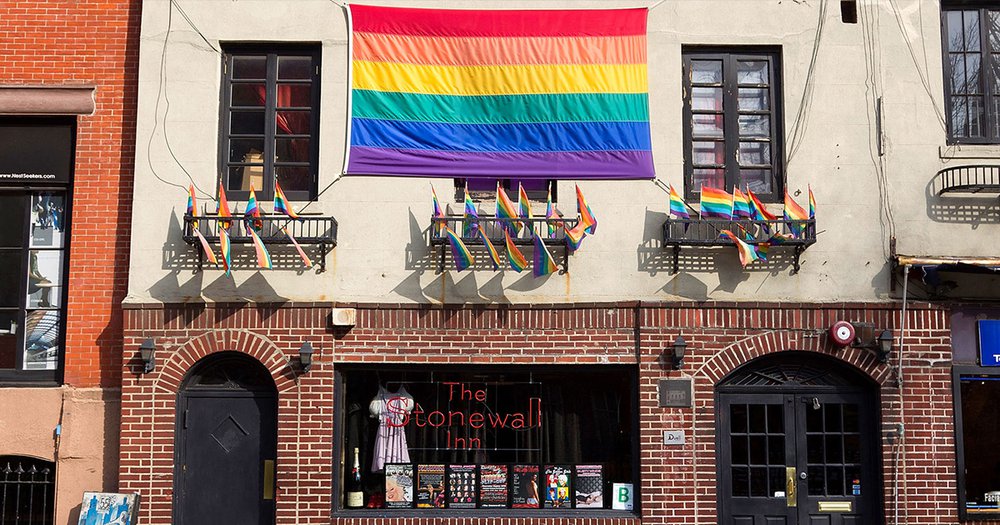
[935,165,1000,195]
[430,215,579,273]
[183,213,338,271]
[663,217,816,273]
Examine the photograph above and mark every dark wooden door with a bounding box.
[718,391,878,524]
[175,391,277,525]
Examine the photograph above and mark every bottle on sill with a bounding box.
[346,447,364,508]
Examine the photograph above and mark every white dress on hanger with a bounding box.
[370,385,414,471]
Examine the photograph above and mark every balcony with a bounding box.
[430,215,580,273]
[934,165,1000,195]
[183,214,338,271]
[663,217,816,274]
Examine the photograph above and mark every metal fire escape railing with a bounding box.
[0,457,55,525]
[182,213,338,271]
[935,165,1000,195]
[663,217,816,274]
[430,215,579,273]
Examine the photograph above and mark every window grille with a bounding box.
[0,456,55,525]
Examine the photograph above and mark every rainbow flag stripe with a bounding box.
[747,189,776,221]
[217,183,232,231]
[667,184,689,219]
[282,226,313,268]
[477,224,502,270]
[721,229,760,268]
[444,226,475,271]
[808,185,816,219]
[187,185,196,216]
[247,227,273,270]
[575,184,598,234]
[504,230,528,272]
[496,183,521,233]
[219,228,232,275]
[346,5,653,179]
[245,185,263,232]
[431,185,446,234]
[545,184,563,238]
[463,188,478,237]
[193,229,218,265]
[533,234,559,277]
[784,190,808,236]
[700,186,733,219]
[565,221,586,251]
[273,181,300,219]
[733,188,752,219]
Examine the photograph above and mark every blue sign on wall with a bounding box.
[978,320,1000,367]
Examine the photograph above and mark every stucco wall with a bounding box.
[128,0,990,305]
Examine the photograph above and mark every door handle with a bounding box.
[263,459,275,500]
[785,467,797,507]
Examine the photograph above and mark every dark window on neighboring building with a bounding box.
[0,456,56,524]
[336,365,637,513]
[954,368,1000,519]
[0,118,73,384]
[455,178,555,203]
[942,4,1000,143]
[682,48,784,202]
[221,46,320,201]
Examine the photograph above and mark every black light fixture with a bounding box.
[875,329,893,364]
[668,335,687,370]
[299,341,315,373]
[139,338,156,374]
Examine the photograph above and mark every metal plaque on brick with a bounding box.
[658,378,692,407]
[663,430,686,445]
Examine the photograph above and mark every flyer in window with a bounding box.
[478,464,509,508]
[511,464,541,509]
[384,463,414,509]
[574,464,604,508]
[446,464,477,509]
[415,464,446,508]
[543,465,572,509]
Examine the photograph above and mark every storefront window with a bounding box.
[338,366,637,512]
[956,371,1000,519]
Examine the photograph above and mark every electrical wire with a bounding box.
[886,0,947,131]
[785,0,828,170]
[171,0,221,55]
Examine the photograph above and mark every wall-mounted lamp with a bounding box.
[853,327,893,364]
[299,341,315,373]
[139,338,156,374]
[874,329,893,364]
[666,335,687,370]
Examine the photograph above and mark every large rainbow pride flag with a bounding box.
[345,5,653,179]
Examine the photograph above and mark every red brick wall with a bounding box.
[0,0,140,387]
[121,301,962,524]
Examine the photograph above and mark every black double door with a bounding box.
[175,391,278,525]
[718,391,880,524]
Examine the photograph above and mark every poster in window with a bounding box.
[446,464,477,509]
[23,310,59,370]
[478,464,509,508]
[574,464,604,508]
[511,464,541,509]
[26,250,62,309]
[415,464,446,508]
[29,194,65,248]
[384,463,414,509]
[543,465,572,508]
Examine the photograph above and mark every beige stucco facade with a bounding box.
[127,0,994,305]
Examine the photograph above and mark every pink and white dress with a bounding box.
[369,385,413,472]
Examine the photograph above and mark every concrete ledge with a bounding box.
[0,85,96,115]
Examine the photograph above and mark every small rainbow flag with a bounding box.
[187,184,197,219]
[504,229,528,272]
[219,227,232,276]
[667,184,689,219]
[733,188,752,219]
[273,180,300,219]
[564,220,586,251]
[784,190,808,237]
[193,229,218,265]
[575,184,597,234]
[443,225,475,271]
[281,226,313,268]
[463,188,479,237]
[245,185,264,232]
[431,184,446,234]
[747,189,776,220]
[496,182,521,234]
[545,183,563,237]
[518,183,533,234]
[700,186,733,219]
[217,183,232,231]
[477,224,502,270]
[808,185,816,219]
[532,233,559,277]
[247,227,273,269]
[721,229,760,268]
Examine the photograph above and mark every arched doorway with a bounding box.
[174,352,277,525]
[716,352,882,524]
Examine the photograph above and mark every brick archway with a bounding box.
[155,330,296,394]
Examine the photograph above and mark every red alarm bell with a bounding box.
[828,321,856,347]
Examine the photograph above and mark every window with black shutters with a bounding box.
[220,46,320,201]
[682,48,784,202]
[942,4,1000,143]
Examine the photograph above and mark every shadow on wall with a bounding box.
[925,174,1000,227]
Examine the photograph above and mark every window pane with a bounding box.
[970,96,985,137]
[692,141,726,166]
[27,251,61,309]
[739,115,770,138]
[277,84,311,108]
[737,61,769,85]
[738,142,771,166]
[276,111,311,135]
[228,166,262,194]
[0,252,24,307]
[275,138,311,163]
[23,310,58,371]
[990,11,1000,51]
[30,194,65,248]
[741,169,773,194]
[231,83,266,107]
[0,194,26,248]
[749,467,768,497]
[692,114,724,138]
[738,88,770,111]
[231,111,266,135]
[275,167,312,193]
[229,139,265,164]
[691,87,723,111]
[951,53,969,94]
[948,11,965,52]
[951,96,969,137]
[966,10,981,52]
[692,168,725,191]
[232,56,266,80]
[0,310,16,369]
[966,54,982,94]
[690,60,722,84]
[278,56,312,80]
[732,467,749,497]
